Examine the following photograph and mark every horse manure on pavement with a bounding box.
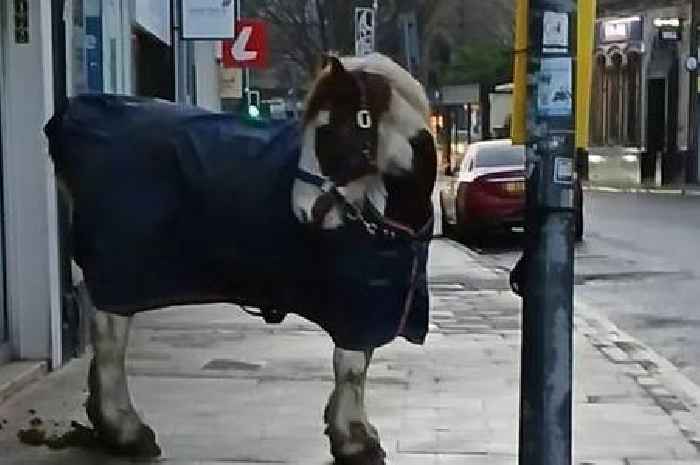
[17,428,46,446]
[18,420,99,451]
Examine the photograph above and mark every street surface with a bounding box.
[469,190,700,386]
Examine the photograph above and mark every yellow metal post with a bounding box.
[576,0,596,150]
[512,0,529,144]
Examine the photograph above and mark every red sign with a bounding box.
[222,19,268,69]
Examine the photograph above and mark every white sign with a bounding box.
[135,1,171,45]
[538,57,573,117]
[219,67,243,99]
[543,12,568,48]
[355,8,375,56]
[554,157,574,184]
[604,22,628,42]
[182,0,236,40]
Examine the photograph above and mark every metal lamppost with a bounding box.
[517,0,578,464]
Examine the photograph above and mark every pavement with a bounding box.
[584,183,700,196]
[1,239,700,464]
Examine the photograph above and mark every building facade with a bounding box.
[0,0,222,372]
[588,0,695,186]
[0,0,63,368]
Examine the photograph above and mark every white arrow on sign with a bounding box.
[231,26,257,62]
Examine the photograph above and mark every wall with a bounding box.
[194,41,221,112]
[2,1,61,365]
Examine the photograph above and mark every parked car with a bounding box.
[440,140,526,242]
[439,139,584,242]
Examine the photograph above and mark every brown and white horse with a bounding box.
[83,53,436,465]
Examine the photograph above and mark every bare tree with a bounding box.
[249,0,402,78]
[248,0,514,85]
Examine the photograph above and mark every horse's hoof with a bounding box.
[86,359,161,457]
[333,445,386,465]
[103,424,162,458]
[328,422,386,465]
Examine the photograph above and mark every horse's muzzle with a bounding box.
[311,192,338,226]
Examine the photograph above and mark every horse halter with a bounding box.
[353,72,377,172]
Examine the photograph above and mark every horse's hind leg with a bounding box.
[325,348,385,465]
[87,309,161,457]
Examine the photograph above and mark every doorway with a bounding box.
[133,29,175,100]
[644,78,666,183]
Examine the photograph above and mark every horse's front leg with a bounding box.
[325,348,385,465]
[87,309,161,457]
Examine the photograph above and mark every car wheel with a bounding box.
[439,194,453,238]
[574,205,583,242]
[455,208,480,246]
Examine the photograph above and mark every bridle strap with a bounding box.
[351,72,377,168]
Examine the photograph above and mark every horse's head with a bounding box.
[292,53,433,230]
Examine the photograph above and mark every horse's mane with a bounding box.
[339,54,431,126]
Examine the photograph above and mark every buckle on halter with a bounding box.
[321,179,335,194]
[356,109,372,129]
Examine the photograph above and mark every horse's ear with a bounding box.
[322,54,346,76]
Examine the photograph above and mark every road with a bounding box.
[462,190,700,386]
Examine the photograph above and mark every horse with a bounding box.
[45,53,437,465]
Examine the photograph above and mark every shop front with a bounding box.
[589,3,692,187]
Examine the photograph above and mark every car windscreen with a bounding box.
[475,145,525,168]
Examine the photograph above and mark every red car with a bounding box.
[440,140,526,241]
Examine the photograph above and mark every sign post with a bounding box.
[355,7,375,56]
[519,1,577,464]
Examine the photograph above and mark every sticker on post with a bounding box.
[554,157,574,185]
[538,57,573,117]
[543,12,569,48]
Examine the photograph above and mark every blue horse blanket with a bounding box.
[45,95,431,350]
